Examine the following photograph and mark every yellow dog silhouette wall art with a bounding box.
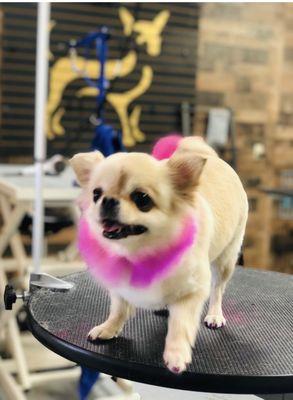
[47,7,170,147]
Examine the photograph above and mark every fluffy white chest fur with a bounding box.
[113,249,203,309]
[115,284,164,309]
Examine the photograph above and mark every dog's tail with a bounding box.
[151,133,182,160]
[152,134,218,160]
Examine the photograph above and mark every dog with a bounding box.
[70,136,248,373]
[47,7,170,146]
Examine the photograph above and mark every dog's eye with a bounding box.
[93,188,103,203]
[130,191,154,212]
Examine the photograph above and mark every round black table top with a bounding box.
[27,267,293,395]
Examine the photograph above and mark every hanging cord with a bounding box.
[65,3,141,154]
[89,4,142,126]
[69,41,122,86]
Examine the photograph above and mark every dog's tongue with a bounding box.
[103,223,122,233]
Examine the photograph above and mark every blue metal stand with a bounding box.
[69,27,125,155]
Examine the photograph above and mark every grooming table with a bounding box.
[27,267,293,395]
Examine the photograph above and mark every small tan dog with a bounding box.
[70,136,248,374]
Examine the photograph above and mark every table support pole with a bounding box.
[32,2,50,274]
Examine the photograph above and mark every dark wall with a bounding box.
[0,3,199,161]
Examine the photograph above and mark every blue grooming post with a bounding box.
[78,367,100,400]
[70,27,125,156]
[91,123,124,156]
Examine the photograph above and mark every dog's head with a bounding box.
[119,7,170,57]
[70,151,205,255]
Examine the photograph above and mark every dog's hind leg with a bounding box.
[129,105,146,142]
[204,262,233,329]
[204,226,245,329]
[107,66,153,147]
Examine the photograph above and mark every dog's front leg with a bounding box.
[88,294,133,341]
[164,289,208,374]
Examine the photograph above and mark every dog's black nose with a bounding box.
[100,197,119,219]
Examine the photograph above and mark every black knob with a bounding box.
[4,285,17,310]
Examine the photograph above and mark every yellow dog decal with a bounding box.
[47,7,170,146]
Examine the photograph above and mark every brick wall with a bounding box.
[195,3,293,272]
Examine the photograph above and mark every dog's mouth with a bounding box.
[101,219,148,240]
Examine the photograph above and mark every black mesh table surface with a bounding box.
[27,267,293,394]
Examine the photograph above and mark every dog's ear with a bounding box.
[154,10,170,32]
[167,154,206,196]
[69,151,104,187]
[119,7,134,36]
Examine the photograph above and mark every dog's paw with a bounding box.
[163,344,192,374]
[204,314,226,329]
[88,322,120,341]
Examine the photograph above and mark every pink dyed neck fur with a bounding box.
[78,217,197,288]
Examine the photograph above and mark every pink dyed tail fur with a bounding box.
[151,134,182,160]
